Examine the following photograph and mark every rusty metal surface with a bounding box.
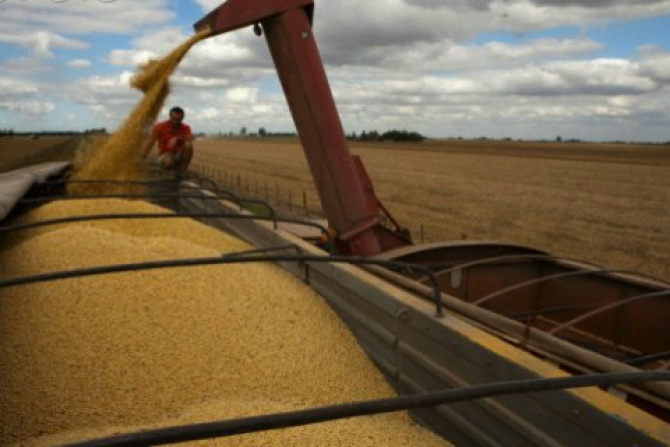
[193,0,313,36]
[378,241,547,267]
[262,8,378,255]
[381,243,670,368]
[262,8,410,255]
[550,289,670,335]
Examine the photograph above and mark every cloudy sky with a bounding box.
[0,0,669,142]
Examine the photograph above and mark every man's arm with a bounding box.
[184,124,195,143]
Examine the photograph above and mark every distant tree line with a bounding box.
[212,127,669,145]
[347,129,427,142]
[257,127,298,138]
[0,129,108,138]
[213,127,298,138]
[219,128,296,138]
[218,126,426,142]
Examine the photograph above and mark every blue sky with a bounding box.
[0,0,669,142]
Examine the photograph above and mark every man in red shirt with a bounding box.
[141,106,194,171]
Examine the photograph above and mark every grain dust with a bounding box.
[70,28,210,195]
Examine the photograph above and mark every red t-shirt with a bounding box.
[152,121,192,154]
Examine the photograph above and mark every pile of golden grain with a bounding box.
[0,199,452,447]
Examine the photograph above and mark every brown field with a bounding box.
[0,136,80,173]
[192,138,670,282]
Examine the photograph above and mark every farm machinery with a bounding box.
[1,0,670,446]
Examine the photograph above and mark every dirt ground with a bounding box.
[192,137,670,282]
[0,137,79,173]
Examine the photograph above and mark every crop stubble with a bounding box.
[193,138,670,281]
[0,137,77,173]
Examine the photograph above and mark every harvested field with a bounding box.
[192,138,670,282]
[0,137,79,173]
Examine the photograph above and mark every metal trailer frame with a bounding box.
[2,167,669,446]
[174,183,670,447]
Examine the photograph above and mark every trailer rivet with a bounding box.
[301,30,310,39]
[396,308,411,322]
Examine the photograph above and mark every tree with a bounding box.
[258,127,267,137]
[240,126,247,136]
[380,129,426,142]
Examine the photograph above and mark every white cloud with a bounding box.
[0,77,39,97]
[310,0,670,66]
[528,0,669,10]
[52,72,140,124]
[487,0,670,31]
[0,31,88,58]
[637,48,670,83]
[0,1,174,36]
[108,49,158,67]
[328,56,662,103]
[194,0,669,52]
[185,36,263,68]
[131,27,193,54]
[484,38,601,59]
[0,101,56,115]
[63,39,670,140]
[107,26,267,72]
[482,59,659,96]
[67,59,92,68]
[351,37,603,71]
[194,1,221,13]
[404,0,493,11]
[104,26,268,94]
[2,0,668,140]
[172,90,292,134]
[318,46,670,141]
[223,87,258,103]
[172,76,230,88]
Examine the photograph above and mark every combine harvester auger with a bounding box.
[1,0,669,446]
